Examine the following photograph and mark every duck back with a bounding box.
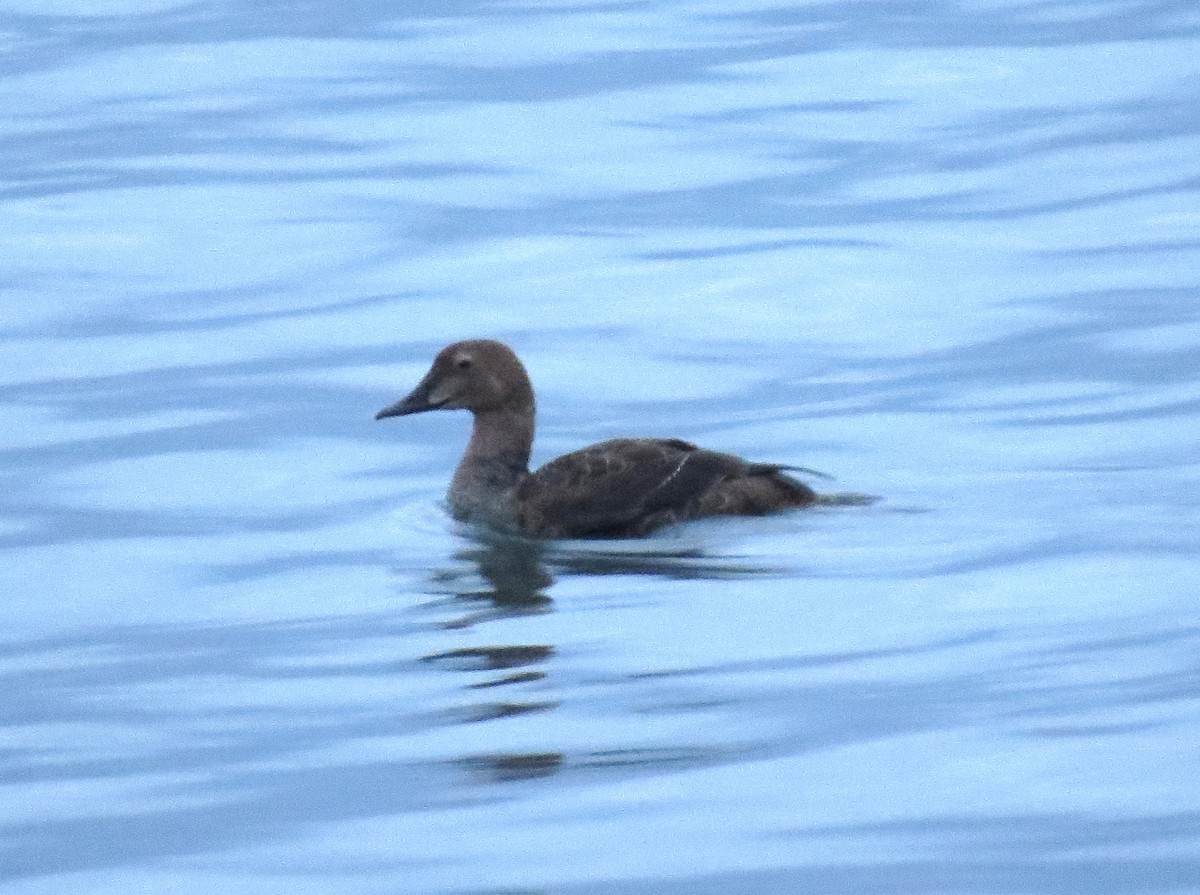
[515,438,816,538]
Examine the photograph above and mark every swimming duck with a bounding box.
[376,339,855,538]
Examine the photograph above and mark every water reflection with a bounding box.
[461,751,564,784]
[414,529,807,785]
[429,525,794,615]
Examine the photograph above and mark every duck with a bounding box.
[375,339,867,538]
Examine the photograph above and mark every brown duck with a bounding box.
[376,339,866,538]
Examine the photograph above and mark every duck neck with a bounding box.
[449,407,534,518]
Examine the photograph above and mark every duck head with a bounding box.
[375,339,535,419]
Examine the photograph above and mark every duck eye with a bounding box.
[456,357,472,370]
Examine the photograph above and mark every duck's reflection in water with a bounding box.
[425,529,554,628]
[418,531,560,781]
[426,525,786,628]
[418,526,788,783]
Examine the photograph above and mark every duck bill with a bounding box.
[375,378,442,420]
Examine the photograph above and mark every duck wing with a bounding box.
[515,438,770,538]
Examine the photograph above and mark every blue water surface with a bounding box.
[2,1,1200,892]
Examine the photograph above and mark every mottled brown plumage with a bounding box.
[375,339,854,539]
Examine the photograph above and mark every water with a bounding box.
[3,1,1200,892]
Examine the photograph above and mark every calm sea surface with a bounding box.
[3,1,1200,892]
